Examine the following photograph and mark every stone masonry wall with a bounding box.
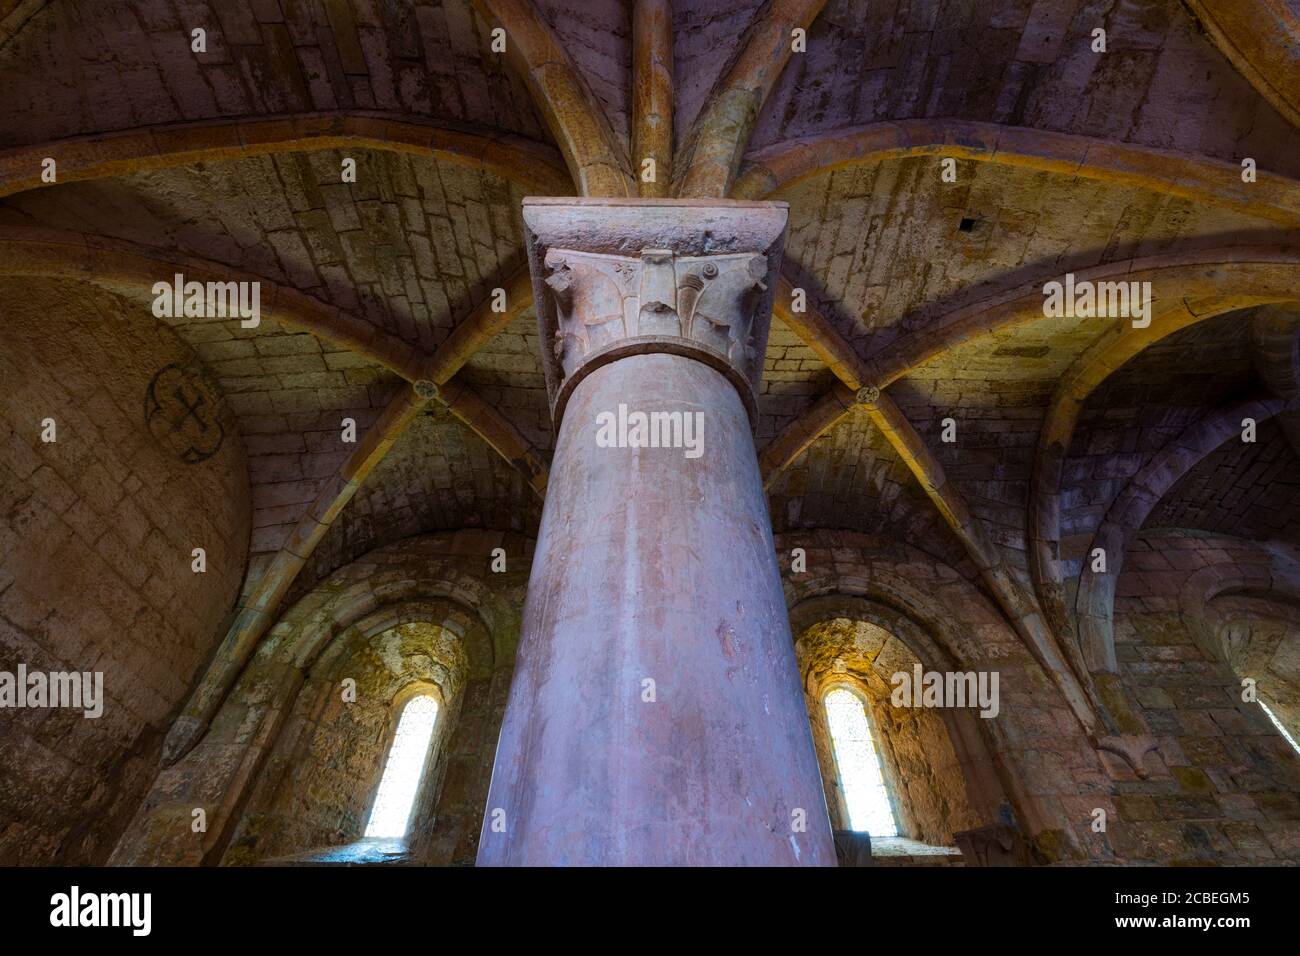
[1097,532,1300,864]
[223,618,470,862]
[0,278,250,864]
[110,530,526,867]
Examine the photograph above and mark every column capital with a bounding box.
[522,198,789,426]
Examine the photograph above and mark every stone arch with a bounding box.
[789,593,961,673]
[877,249,1300,389]
[788,593,1004,847]
[1029,283,1300,652]
[1204,595,1300,744]
[674,0,828,198]
[260,554,515,674]
[308,599,493,681]
[1177,543,1300,674]
[763,246,1300,690]
[0,228,426,382]
[472,0,633,196]
[735,120,1300,225]
[1184,1,1300,129]
[220,599,485,865]
[1077,397,1290,673]
[109,532,529,867]
[776,531,1105,859]
[0,113,571,203]
[780,541,1027,674]
[1152,537,1300,771]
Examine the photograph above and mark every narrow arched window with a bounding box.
[824,687,899,836]
[365,694,439,838]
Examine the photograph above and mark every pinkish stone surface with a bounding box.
[479,352,835,865]
[478,199,834,865]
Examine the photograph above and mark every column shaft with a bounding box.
[478,198,834,865]
[478,352,834,865]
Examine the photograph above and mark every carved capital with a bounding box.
[522,199,789,426]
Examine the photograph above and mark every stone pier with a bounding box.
[477,199,836,866]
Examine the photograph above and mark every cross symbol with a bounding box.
[174,385,209,431]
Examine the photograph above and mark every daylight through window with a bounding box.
[824,687,899,836]
[365,694,440,839]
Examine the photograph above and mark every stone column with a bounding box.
[477,199,835,866]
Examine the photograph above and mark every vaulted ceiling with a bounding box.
[3,0,1299,735]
